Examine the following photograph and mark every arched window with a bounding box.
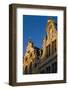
[25,66,28,74]
[29,62,32,74]
[30,53,32,58]
[46,44,50,58]
[25,57,27,61]
[52,40,56,54]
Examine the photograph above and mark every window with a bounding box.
[34,59,39,68]
[25,66,28,74]
[49,25,52,30]
[27,50,30,53]
[46,46,48,57]
[46,44,50,58]
[29,62,32,74]
[30,53,32,58]
[54,40,56,51]
[40,70,45,74]
[34,62,37,68]
[52,40,56,54]
[49,45,50,56]
[52,62,57,73]
[40,49,43,56]
[46,66,50,73]
[25,57,27,61]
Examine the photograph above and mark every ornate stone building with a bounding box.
[23,18,57,74]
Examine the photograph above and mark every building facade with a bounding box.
[23,18,57,74]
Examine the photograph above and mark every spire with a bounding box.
[48,17,57,24]
[28,37,34,47]
[28,36,32,42]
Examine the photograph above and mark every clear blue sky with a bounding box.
[23,15,57,55]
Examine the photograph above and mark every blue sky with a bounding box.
[23,15,57,55]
